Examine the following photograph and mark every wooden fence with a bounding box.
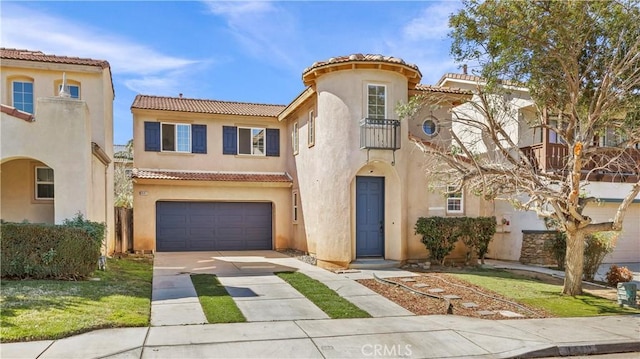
[114,207,133,254]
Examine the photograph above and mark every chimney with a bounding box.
[462,64,468,75]
[179,93,183,98]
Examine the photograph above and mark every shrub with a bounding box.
[415,217,460,265]
[1,218,103,279]
[544,231,567,270]
[605,265,634,286]
[457,217,497,265]
[583,231,616,281]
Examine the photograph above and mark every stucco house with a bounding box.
[0,48,115,252]
[131,53,638,267]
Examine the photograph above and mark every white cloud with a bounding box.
[202,1,303,70]
[402,1,461,42]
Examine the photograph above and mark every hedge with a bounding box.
[1,217,103,279]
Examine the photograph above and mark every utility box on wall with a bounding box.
[497,214,511,233]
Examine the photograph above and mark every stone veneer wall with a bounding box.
[519,230,559,266]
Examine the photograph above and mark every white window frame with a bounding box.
[12,80,34,114]
[293,122,299,155]
[308,110,315,147]
[161,122,191,153]
[366,84,387,119]
[238,127,266,156]
[35,166,54,200]
[446,186,463,214]
[599,127,625,148]
[292,190,299,224]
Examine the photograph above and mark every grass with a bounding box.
[450,268,640,317]
[190,274,246,323]
[0,257,152,342]
[276,271,371,319]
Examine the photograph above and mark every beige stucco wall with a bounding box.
[132,180,291,252]
[133,110,288,172]
[0,159,54,223]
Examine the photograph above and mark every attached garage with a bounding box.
[156,201,273,252]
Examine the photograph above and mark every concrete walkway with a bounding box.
[3,251,639,358]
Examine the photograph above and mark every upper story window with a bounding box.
[239,127,265,155]
[35,166,54,200]
[367,84,386,119]
[13,81,34,114]
[422,116,439,137]
[446,186,463,214]
[599,127,626,147]
[143,121,207,154]
[162,123,191,152]
[59,84,80,99]
[308,110,315,147]
[548,119,567,144]
[292,190,299,224]
[292,122,299,155]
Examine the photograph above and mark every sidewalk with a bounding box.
[2,252,639,359]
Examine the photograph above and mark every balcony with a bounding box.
[521,142,640,180]
[360,118,400,150]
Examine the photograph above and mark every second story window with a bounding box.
[446,186,463,214]
[367,84,386,119]
[13,81,34,114]
[293,122,299,155]
[59,84,80,99]
[308,110,315,147]
[162,123,191,152]
[239,127,265,155]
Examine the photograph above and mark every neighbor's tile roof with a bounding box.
[132,169,292,183]
[437,73,523,88]
[0,48,110,69]
[1,104,34,122]
[414,84,470,95]
[131,95,286,117]
[303,54,420,75]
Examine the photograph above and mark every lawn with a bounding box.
[276,271,371,319]
[190,274,246,323]
[0,257,152,342]
[450,269,640,317]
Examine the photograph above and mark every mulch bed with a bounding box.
[358,273,550,320]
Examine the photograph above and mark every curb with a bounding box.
[516,340,640,358]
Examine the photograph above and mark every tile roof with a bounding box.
[0,48,110,69]
[131,95,286,117]
[303,54,420,75]
[1,104,34,122]
[437,73,523,88]
[132,169,292,183]
[414,84,471,95]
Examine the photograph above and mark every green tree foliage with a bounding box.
[442,0,640,295]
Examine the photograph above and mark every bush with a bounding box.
[544,231,567,270]
[605,265,634,286]
[415,217,460,265]
[457,217,496,265]
[1,216,104,279]
[583,231,616,281]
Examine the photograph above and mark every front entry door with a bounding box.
[356,176,385,257]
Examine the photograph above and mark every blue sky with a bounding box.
[1,1,463,144]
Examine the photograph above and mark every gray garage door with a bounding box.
[156,201,272,252]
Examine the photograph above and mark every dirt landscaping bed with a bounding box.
[357,267,631,319]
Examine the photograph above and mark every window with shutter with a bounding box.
[223,126,238,155]
[144,122,161,152]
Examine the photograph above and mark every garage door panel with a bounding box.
[156,201,272,252]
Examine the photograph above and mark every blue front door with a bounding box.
[356,176,385,257]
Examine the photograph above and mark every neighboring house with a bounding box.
[0,48,115,252]
[131,53,638,267]
[438,74,640,264]
[114,143,134,172]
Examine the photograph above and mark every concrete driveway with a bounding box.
[151,251,413,326]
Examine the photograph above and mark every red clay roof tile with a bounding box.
[414,84,471,95]
[1,104,34,122]
[1,48,110,69]
[132,169,292,183]
[131,95,285,117]
[303,54,420,75]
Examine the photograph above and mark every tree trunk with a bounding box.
[563,230,585,295]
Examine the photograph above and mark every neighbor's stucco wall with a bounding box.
[132,180,291,252]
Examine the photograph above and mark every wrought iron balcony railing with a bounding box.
[360,118,400,150]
